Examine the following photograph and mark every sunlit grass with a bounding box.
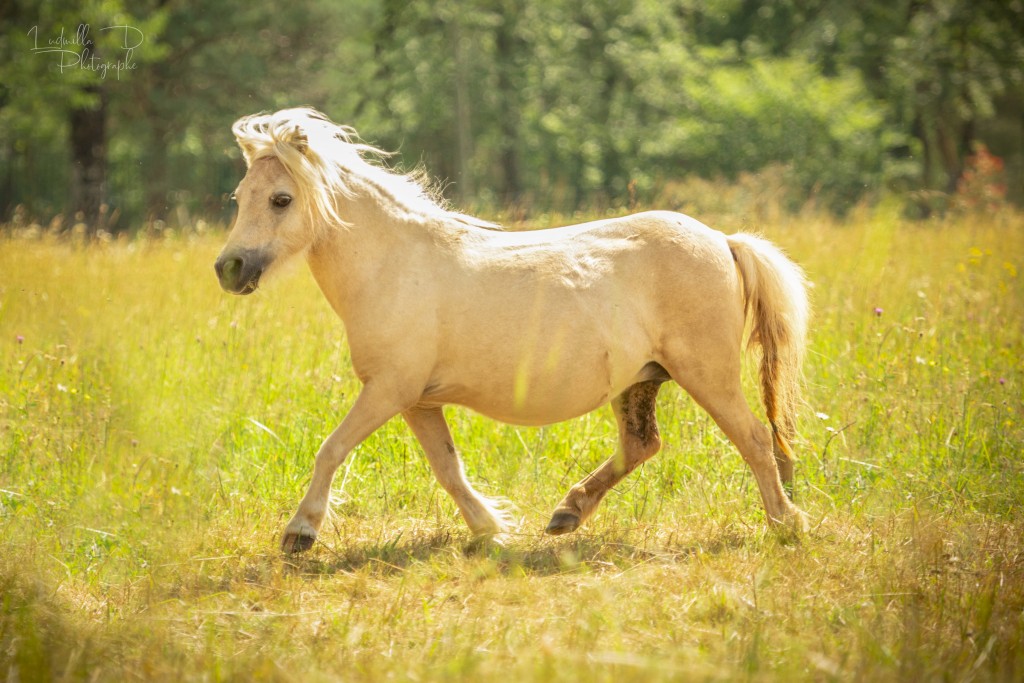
[1,208,1022,681]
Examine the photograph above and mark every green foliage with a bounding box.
[0,0,167,220]
[714,0,1024,202]
[642,54,898,212]
[1,0,1021,228]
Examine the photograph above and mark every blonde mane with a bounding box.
[231,107,496,231]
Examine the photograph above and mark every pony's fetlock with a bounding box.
[770,505,809,534]
[465,494,515,537]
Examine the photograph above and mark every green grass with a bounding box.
[1,207,1022,681]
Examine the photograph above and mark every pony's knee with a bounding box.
[623,432,661,463]
[736,421,776,469]
[733,421,786,481]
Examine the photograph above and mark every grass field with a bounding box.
[1,207,1022,681]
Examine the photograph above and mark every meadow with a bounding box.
[1,206,1022,681]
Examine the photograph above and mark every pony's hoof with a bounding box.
[545,511,580,535]
[281,528,317,554]
[789,509,810,534]
[771,507,810,535]
[465,533,508,553]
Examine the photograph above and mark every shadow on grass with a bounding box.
[285,523,756,578]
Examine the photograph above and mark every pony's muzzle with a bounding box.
[215,249,266,295]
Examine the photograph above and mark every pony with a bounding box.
[214,107,811,553]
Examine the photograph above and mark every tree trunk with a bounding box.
[451,19,474,203]
[495,7,522,206]
[354,0,403,120]
[145,117,170,222]
[69,85,107,233]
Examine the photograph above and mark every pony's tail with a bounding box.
[727,233,810,469]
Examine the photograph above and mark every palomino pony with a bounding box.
[215,108,811,553]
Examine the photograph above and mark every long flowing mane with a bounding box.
[231,107,496,231]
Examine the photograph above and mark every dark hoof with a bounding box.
[545,511,580,536]
[464,533,507,554]
[281,531,317,554]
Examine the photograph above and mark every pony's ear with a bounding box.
[237,139,259,164]
[284,125,309,156]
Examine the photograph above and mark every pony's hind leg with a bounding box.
[402,406,512,537]
[668,360,808,531]
[546,380,664,535]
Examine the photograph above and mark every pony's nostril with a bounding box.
[216,256,244,282]
[215,252,265,295]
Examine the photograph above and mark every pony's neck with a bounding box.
[345,168,451,225]
[305,181,452,322]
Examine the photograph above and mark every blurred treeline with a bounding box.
[1,0,1021,232]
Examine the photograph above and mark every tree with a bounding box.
[68,83,107,229]
[2,0,1019,229]
[492,0,525,205]
[112,0,342,223]
[1,2,167,232]
[885,0,1024,196]
[696,0,1024,205]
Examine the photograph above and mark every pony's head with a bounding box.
[215,107,495,295]
[214,107,383,294]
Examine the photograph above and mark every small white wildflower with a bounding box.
[56,384,68,393]
[171,487,182,496]
[815,411,830,420]
[915,356,927,365]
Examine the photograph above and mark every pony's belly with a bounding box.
[420,380,608,425]
[423,361,666,427]
[456,395,609,427]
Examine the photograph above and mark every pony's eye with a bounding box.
[272,194,292,209]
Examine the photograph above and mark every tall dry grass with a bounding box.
[1,206,1022,681]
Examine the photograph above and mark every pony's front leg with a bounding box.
[402,406,513,538]
[282,386,406,553]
